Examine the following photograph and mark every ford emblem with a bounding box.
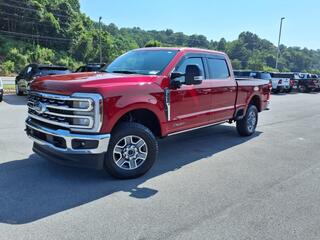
[34,102,46,114]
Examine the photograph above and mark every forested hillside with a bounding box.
[0,0,319,75]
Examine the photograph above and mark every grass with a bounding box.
[3,84,16,93]
[4,84,15,90]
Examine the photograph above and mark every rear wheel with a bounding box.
[104,122,158,179]
[236,105,258,136]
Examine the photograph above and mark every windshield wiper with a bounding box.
[111,70,138,74]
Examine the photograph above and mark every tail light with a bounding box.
[290,79,295,86]
[278,79,282,84]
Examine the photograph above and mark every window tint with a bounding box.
[207,58,230,79]
[175,57,205,82]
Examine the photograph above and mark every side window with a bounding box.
[207,58,230,79]
[175,57,205,82]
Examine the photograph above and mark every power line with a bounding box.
[0,16,64,28]
[0,30,71,42]
[0,11,69,27]
[0,2,69,19]
[0,10,69,26]
[6,0,70,15]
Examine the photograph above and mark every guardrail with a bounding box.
[1,77,16,94]
[1,76,16,85]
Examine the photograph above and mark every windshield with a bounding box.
[103,50,178,75]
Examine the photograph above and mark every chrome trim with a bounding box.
[26,118,110,154]
[27,113,94,129]
[28,101,93,112]
[28,91,103,133]
[168,121,227,136]
[164,88,171,121]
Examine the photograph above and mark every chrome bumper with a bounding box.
[25,118,110,154]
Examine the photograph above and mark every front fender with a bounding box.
[101,94,167,134]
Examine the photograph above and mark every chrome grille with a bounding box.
[27,92,103,133]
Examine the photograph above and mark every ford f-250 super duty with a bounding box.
[26,48,271,179]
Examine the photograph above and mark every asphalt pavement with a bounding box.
[0,92,320,240]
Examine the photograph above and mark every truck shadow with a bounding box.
[0,124,261,225]
[3,94,27,106]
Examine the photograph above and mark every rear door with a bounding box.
[205,56,237,122]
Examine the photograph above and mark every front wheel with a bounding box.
[16,84,23,96]
[236,105,258,136]
[104,122,158,179]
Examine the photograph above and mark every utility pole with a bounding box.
[275,17,285,70]
[99,16,102,64]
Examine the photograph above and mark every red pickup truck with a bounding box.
[26,48,270,179]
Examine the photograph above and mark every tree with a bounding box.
[145,40,162,48]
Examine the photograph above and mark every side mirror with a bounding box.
[185,65,203,85]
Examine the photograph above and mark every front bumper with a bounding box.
[25,118,111,168]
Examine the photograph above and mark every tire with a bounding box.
[104,122,158,179]
[236,105,258,137]
[0,94,2,102]
[16,84,23,96]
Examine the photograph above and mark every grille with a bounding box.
[27,92,103,133]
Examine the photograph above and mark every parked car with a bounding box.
[75,63,107,73]
[297,73,320,93]
[0,77,3,102]
[26,47,271,179]
[233,70,272,83]
[15,64,71,95]
[270,72,293,93]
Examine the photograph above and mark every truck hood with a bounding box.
[31,72,160,95]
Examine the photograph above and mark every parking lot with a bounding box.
[0,92,320,240]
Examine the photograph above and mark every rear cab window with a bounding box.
[207,57,230,79]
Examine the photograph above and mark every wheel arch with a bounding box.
[109,107,164,138]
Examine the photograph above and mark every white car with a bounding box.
[270,72,293,93]
[0,77,3,102]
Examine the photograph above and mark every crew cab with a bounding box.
[16,64,71,95]
[25,48,270,179]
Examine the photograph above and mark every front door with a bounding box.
[169,56,214,133]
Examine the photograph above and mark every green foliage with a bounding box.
[31,45,55,64]
[0,61,15,75]
[0,0,319,75]
[6,48,28,72]
[145,40,162,48]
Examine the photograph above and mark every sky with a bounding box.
[80,0,320,50]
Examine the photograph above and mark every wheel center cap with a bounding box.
[123,145,138,158]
